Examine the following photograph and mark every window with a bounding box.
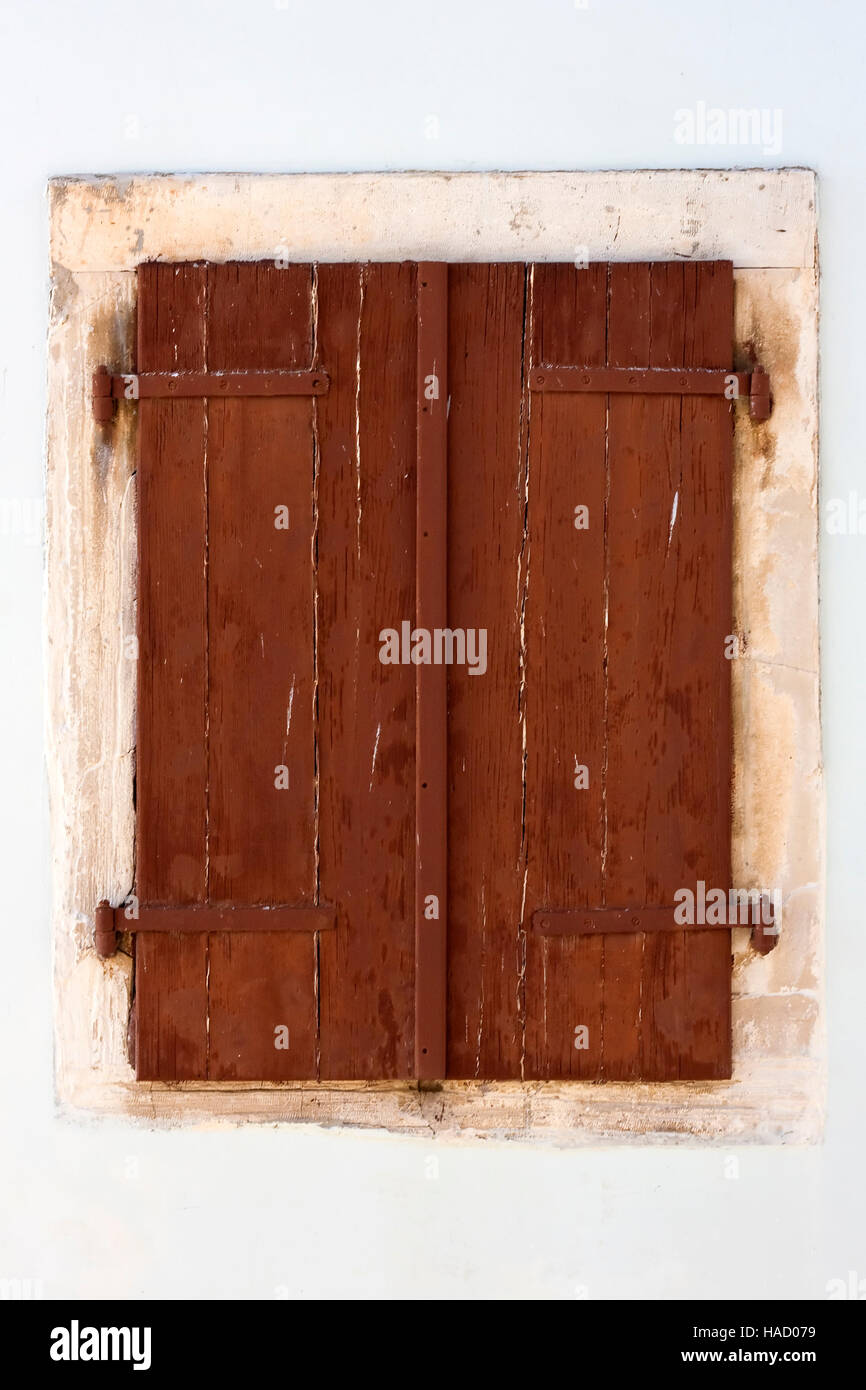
[48,170,820,1139]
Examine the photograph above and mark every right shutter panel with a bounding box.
[603,260,733,1080]
[523,259,733,1081]
[448,260,734,1082]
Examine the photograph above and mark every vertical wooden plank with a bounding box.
[136,263,208,900]
[135,262,209,1081]
[605,261,733,1081]
[317,264,416,1080]
[523,264,608,1079]
[206,263,316,901]
[677,261,733,1079]
[205,262,318,1081]
[446,263,526,1080]
[135,933,208,1081]
[602,261,659,1080]
[415,264,448,1078]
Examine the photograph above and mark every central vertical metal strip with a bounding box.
[415,263,448,1078]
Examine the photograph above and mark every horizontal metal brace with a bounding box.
[528,365,771,420]
[92,365,329,421]
[532,906,778,953]
[94,900,336,956]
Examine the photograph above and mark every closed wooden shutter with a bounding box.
[130,259,733,1083]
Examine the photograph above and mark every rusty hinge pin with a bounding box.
[748,366,772,421]
[94,900,118,958]
[92,365,116,423]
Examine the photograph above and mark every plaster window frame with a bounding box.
[46,170,823,1143]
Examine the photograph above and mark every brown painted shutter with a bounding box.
[134,262,416,1081]
[132,259,733,1083]
[449,262,732,1081]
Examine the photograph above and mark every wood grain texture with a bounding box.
[135,262,209,1081]
[205,263,316,903]
[676,262,733,1080]
[135,933,208,1081]
[207,932,317,1081]
[415,264,449,1078]
[445,263,527,1079]
[521,260,733,1081]
[126,905,335,932]
[605,260,680,1080]
[136,263,208,902]
[523,264,608,1080]
[316,264,416,1080]
[605,261,732,1079]
[205,263,318,1082]
[133,257,732,1084]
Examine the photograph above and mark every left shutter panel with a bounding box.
[134,261,322,1081]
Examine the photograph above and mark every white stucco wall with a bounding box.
[1,0,863,1298]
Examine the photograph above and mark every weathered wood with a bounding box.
[676,261,733,1080]
[205,262,319,1082]
[206,263,317,902]
[208,932,317,1081]
[134,263,209,1081]
[133,256,733,1085]
[135,933,209,1082]
[123,905,335,932]
[521,260,734,1081]
[316,264,416,1080]
[605,260,681,1080]
[604,261,733,1080]
[523,264,608,1080]
[415,264,449,1078]
[135,263,208,905]
[445,263,527,1080]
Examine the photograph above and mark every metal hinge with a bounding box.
[532,904,779,953]
[94,900,336,957]
[92,365,329,422]
[529,365,772,420]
